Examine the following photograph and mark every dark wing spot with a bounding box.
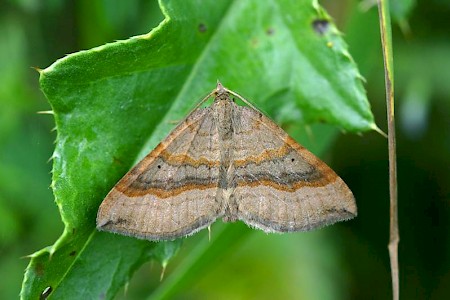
[291,158,295,162]
[116,218,127,225]
[157,165,161,169]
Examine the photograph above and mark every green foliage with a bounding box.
[19,0,377,298]
[2,0,449,299]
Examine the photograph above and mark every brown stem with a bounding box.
[377,1,399,299]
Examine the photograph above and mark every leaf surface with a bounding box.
[21,0,375,298]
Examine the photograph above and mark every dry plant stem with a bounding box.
[377,0,399,299]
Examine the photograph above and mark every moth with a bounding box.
[97,82,356,240]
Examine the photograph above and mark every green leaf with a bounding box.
[21,0,376,299]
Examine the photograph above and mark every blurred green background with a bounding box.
[1,0,449,299]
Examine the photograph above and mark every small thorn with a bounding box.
[40,286,52,299]
[124,281,129,296]
[31,66,43,73]
[167,119,180,125]
[304,125,315,145]
[372,124,388,138]
[37,110,54,115]
[160,265,166,281]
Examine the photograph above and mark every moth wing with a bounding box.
[232,105,357,232]
[97,107,223,241]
